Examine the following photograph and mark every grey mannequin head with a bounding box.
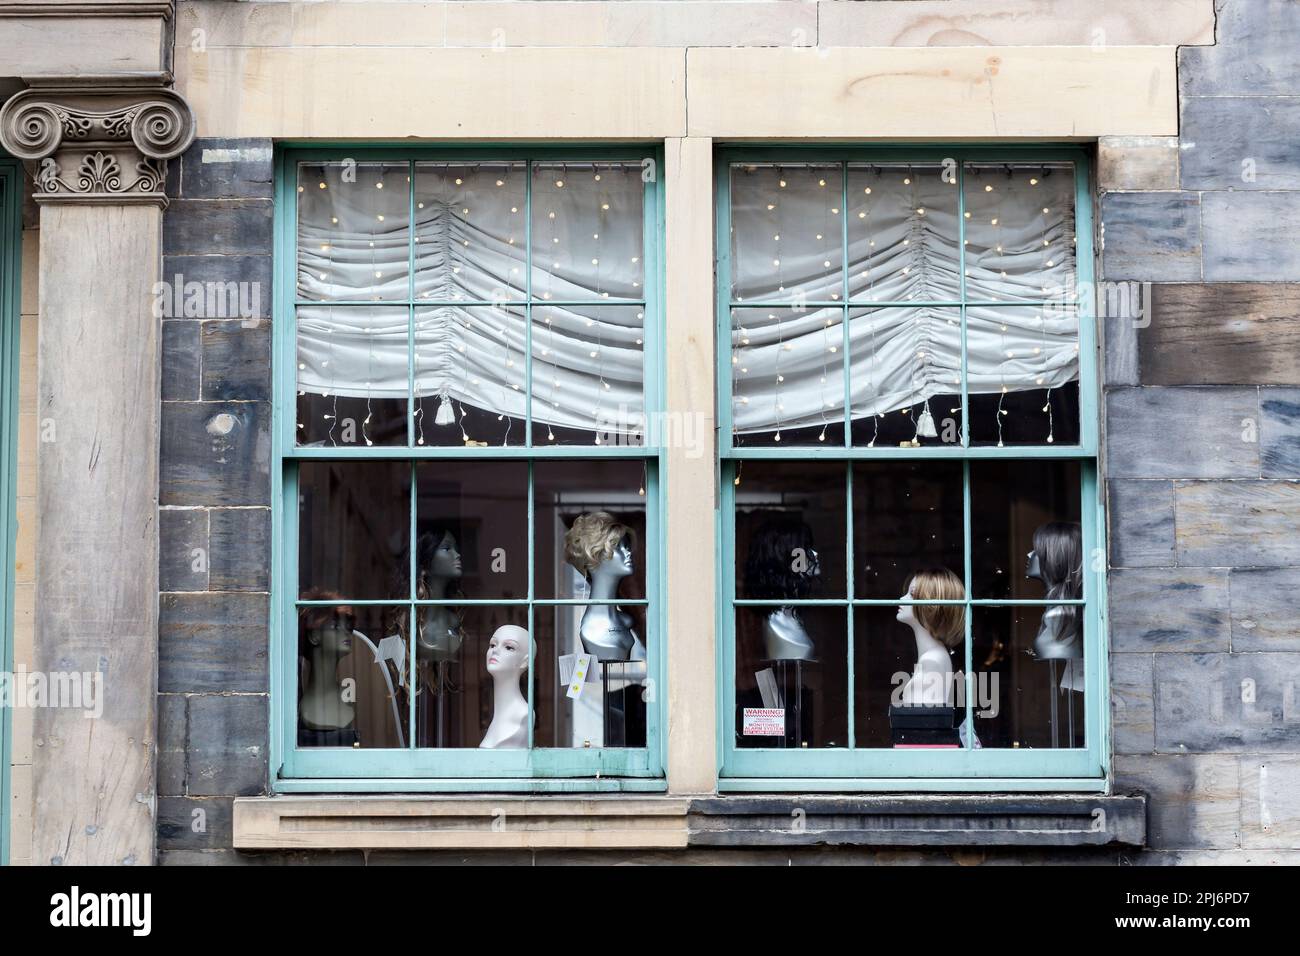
[564,511,636,582]
[1028,522,1082,599]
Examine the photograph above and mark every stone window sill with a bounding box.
[234,793,1145,851]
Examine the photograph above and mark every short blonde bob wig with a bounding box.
[908,567,966,648]
[563,511,636,577]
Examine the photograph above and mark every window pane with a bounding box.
[854,602,967,749]
[967,305,1080,447]
[734,460,847,600]
[730,163,844,304]
[847,163,960,303]
[972,605,1085,749]
[297,306,409,447]
[415,460,528,601]
[533,459,647,601]
[414,304,526,446]
[735,607,847,748]
[531,162,644,303]
[297,162,411,302]
[970,459,1082,600]
[532,304,645,446]
[298,461,410,600]
[848,307,962,448]
[396,603,530,749]
[730,305,845,447]
[297,604,406,749]
[962,163,1076,303]
[414,162,527,303]
[534,603,649,748]
[853,461,965,599]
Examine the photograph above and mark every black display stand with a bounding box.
[888,704,959,748]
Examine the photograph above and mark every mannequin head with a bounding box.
[744,517,821,601]
[416,527,463,588]
[1027,522,1082,599]
[299,590,356,657]
[564,511,636,580]
[896,568,966,648]
[485,624,531,679]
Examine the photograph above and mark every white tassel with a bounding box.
[915,400,938,439]
[433,392,455,426]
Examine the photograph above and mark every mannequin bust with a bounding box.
[480,624,532,749]
[299,604,357,731]
[389,527,466,665]
[563,512,646,663]
[1026,521,1083,660]
[895,568,965,706]
[743,517,820,661]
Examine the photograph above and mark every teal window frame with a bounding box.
[272,146,668,793]
[0,158,21,860]
[714,146,1108,792]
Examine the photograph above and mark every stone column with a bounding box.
[1,78,195,865]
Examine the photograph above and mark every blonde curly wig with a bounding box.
[563,511,636,577]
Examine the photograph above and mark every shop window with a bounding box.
[275,150,663,786]
[717,150,1105,785]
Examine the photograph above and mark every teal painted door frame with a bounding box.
[0,158,22,862]
[714,146,1108,791]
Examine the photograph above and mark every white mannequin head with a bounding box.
[486,624,531,678]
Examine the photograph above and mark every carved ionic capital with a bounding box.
[0,78,196,206]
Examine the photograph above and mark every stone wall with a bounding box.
[156,141,274,860]
[1102,0,1300,861]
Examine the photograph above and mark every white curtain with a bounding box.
[293,161,1077,437]
[729,163,1078,434]
[296,161,645,433]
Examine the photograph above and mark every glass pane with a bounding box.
[970,459,1083,601]
[534,459,647,601]
[413,162,527,303]
[853,460,965,598]
[414,460,528,601]
[734,460,847,600]
[390,603,530,749]
[847,163,960,303]
[296,604,406,749]
[531,162,644,303]
[962,163,1077,303]
[534,603,649,748]
[730,163,845,304]
[297,162,411,302]
[414,304,526,447]
[297,306,409,447]
[972,605,1085,749]
[532,304,645,446]
[730,305,846,447]
[298,461,410,600]
[848,307,962,448]
[854,601,967,750]
[735,607,847,748]
[967,305,1080,447]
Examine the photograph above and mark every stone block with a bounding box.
[1101,193,1201,282]
[1109,569,1230,652]
[1176,481,1300,566]
[159,507,209,593]
[1107,479,1175,568]
[160,401,272,507]
[1106,387,1259,478]
[158,592,269,694]
[1098,135,1179,191]
[1155,652,1300,752]
[161,320,200,402]
[1113,754,1240,850]
[164,200,273,257]
[1261,388,1300,477]
[209,507,271,592]
[1181,96,1300,190]
[187,694,268,797]
[201,320,272,402]
[1229,568,1300,652]
[1202,192,1300,281]
[180,138,274,200]
[1111,652,1155,754]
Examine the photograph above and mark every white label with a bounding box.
[742,707,786,736]
[566,654,593,700]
